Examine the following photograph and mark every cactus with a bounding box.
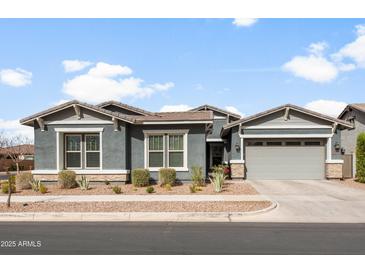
[77,176,90,190]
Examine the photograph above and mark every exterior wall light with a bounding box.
[334,142,341,152]
[235,143,240,152]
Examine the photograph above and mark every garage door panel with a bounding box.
[246,146,325,180]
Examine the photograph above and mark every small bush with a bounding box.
[30,179,41,192]
[146,186,155,193]
[112,185,122,194]
[58,170,77,189]
[132,168,150,187]
[77,176,90,190]
[189,184,197,193]
[1,182,16,194]
[159,168,176,186]
[39,183,48,194]
[191,166,205,186]
[356,133,365,183]
[164,183,172,191]
[16,172,33,190]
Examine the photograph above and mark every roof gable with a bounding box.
[338,103,365,119]
[20,100,136,126]
[222,104,353,135]
[190,104,241,119]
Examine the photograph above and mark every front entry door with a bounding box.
[210,143,224,168]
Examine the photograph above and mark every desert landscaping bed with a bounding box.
[0,201,271,212]
[1,181,258,196]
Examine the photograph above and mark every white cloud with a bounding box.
[334,31,365,68]
[88,62,132,77]
[0,68,32,87]
[308,42,328,56]
[160,104,192,112]
[63,62,174,103]
[0,118,33,140]
[62,60,92,72]
[232,18,258,27]
[225,106,244,117]
[356,24,365,36]
[304,99,347,117]
[283,55,338,83]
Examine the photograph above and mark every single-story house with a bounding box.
[338,103,365,178]
[20,101,353,182]
[0,144,34,171]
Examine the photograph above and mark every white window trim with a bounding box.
[144,131,188,172]
[32,169,129,175]
[84,134,101,170]
[146,134,165,171]
[64,134,82,170]
[239,134,333,138]
[55,128,104,132]
[167,134,188,171]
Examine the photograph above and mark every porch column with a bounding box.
[326,136,332,161]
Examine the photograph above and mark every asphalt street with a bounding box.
[1,222,365,254]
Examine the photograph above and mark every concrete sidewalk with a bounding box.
[0,194,268,203]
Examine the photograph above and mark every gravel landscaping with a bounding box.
[0,201,271,212]
[1,181,258,196]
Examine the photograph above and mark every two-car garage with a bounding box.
[245,139,326,180]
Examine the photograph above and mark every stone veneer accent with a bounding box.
[33,173,130,183]
[326,163,343,179]
[230,163,245,179]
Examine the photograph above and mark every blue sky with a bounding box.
[0,18,364,137]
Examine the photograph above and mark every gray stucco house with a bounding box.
[20,101,352,182]
[338,103,365,178]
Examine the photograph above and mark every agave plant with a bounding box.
[77,176,90,190]
[209,170,227,193]
[30,179,42,192]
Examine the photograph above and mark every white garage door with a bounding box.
[246,142,325,180]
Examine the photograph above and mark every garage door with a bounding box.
[246,142,325,180]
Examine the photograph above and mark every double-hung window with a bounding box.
[85,134,100,168]
[65,135,82,169]
[148,135,164,168]
[146,132,187,170]
[65,134,100,169]
[168,135,184,167]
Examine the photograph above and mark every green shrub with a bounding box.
[39,183,48,194]
[189,184,197,193]
[191,166,205,186]
[58,170,77,189]
[146,186,155,194]
[16,172,33,190]
[30,179,41,192]
[1,182,16,194]
[131,168,150,187]
[356,132,365,183]
[159,168,176,186]
[77,176,90,190]
[112,185,122,194]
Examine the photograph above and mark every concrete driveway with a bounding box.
[237,180,365,223]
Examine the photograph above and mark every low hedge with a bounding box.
[131,169,150,187]
[58,170,77,189]
[16,172,33,190]
[159,168,176,186]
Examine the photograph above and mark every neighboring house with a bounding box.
[0,144,34,171]
[20,101,352,182]
[338,103,365,178]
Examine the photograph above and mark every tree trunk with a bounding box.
[6,163,18,208]
[7,186,11,208]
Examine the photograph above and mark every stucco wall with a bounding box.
[341,109,365,156]
[35,123,127,170]
[129,124,207,181]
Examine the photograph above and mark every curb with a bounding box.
[0,200,278,222]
